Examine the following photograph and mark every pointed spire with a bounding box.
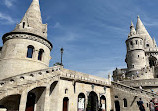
[21,0,42,27]
[136,16,149,35]
[136,16,153,48]
[128,21,136,37]
[153,37,157,47]
[13,0,47,38]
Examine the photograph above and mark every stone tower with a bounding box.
[0,0,52,80]
[125,17,147,77]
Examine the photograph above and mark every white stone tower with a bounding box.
[0,0,52,80]
[125,17,147,76]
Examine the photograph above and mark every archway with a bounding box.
[77,93,85,111]
[0,94,21,110]
[63,97,69,111]
[115,100,120,111]
[149,56,157,67]
[25,87,46,111]
[100,95,106,111]
[86,91,98,111]
[25,92,36,111]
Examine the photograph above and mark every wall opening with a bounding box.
[115,100,120,111]
[123,98,127,107]
[25,92,36,111]
[100,95,106,111]
[27,45,34,58]
[38,49,44,61]
[63,97,69,111]
[86,91,98,111]
[23,22,25,28]
[77,93,85,111]
[0,94,21,111]
[149,56,157,67]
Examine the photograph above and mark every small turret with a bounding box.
[128,21,136,37]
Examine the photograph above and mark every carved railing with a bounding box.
[112,81,158,98]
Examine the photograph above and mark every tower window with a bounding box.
[38,49,44,61]
[27,45,34,58]
[138,55,139,58]
[132,65,134,68]
[146,44,149,47]
[23,22,25,28]
[130,41,133,46]
[136,40,138,44]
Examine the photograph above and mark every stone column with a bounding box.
[19,91,28,111]
[44,85,50,111]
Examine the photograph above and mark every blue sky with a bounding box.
[1,0,158,78]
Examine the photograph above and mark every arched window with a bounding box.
[123,98,127,107]
[23,22,25,28]
[38,49,44,61]
[27,45,34,58]
[130,41,133,45]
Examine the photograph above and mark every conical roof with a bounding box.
[136,16,149,35]
[12,0,47,39]
[136,16,153,48]
[21,0,42,28]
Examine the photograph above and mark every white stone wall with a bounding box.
[0,38,51,80]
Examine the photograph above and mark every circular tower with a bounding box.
[0,0,52,80]
[125,22,146,76]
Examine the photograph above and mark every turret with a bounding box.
[0,0,52,80]
[126,19,146,76]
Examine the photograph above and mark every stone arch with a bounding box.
[49,81,59,111]
[149,56,157,67]
[77,93,86,111]
[63,97,69,111]
[86,91,99,111]
[0,94,21,111]
[100,95,106,111]
[25,87,46,111]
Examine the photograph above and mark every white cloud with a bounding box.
[0,12,15,24]
[4,0,15,8]
[53,22,62,29]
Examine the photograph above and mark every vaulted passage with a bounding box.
[25,87,46,111]
[86,91,98,111]
[0,94,21,111]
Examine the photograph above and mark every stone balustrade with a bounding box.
[112,81,158,98]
